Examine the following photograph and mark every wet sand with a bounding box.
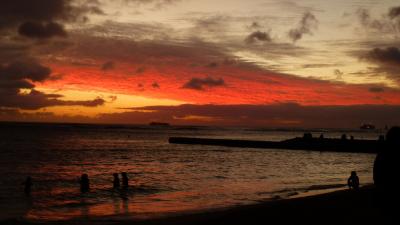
[4,185,396,225]
[132,185,390,225]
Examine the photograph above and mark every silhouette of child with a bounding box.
[23,176,32,196]
[121,172,129,189]
[113,173,120,189]
[79,174,90,193]
[347,171,359,190]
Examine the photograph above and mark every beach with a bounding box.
[127,185,387,225]
[4,185,394,225]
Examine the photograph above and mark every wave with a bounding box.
[257,183,348,199]
[306,184,347,191]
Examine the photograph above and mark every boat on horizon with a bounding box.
[149,122,170,127]
[360,124,375,130]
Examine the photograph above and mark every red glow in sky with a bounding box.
[1,0,400,127]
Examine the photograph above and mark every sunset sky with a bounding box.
[1,0,400,127]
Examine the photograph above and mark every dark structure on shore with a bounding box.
[169,136,381,154]
[373,127,400,221]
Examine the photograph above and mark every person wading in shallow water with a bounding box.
[113,173,120,189]
[79,174,90,193]
[373,127,400,222]
[22,176,32,196]
[121,172,129,189]
[347,171,359,190]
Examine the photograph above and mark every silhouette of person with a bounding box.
[378,135,385,142]
[347,171,359,190]
[113,173,120,189]
[79,174,90,193]
[303,133,312,139]
[319,134,324,139]
[23,176,32,196]
[373,127,400,217]
[121,172,129,189]
[341,134,347,140]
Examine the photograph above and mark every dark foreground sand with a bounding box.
[4,185,397,225]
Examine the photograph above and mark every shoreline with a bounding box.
[6,185,392,225]
[130,185,384,225]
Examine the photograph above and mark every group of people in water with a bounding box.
[23,172,130,195]
[79,172,130,193]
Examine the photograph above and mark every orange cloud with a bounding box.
[40,60,400,107]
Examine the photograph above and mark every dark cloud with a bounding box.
[0,60,105,110]
[0,0,71,28]
[18,22,67,39]
[136,67,146,74]
[190,15,230,34]
[245,31,272,44]
[152,82,160,88]
[334,69,344,79]
[0,0,102,38]
[207,62,218,68]
[0,42,29,62]
[0,60,51,82]
[357,7,400,35]
[99,103,400,128]
[137,83,145,91]
[356,9,386,32]
[388,6,400,19]
[0,89,105,110]
[182,77,225,91]
[369,87,384,93]
[101,61,115,71]
[249,22,262,29]
[109,95,118,102]
[301,64,337,68]
[365,47,400,65]
[288,12,318,42]
[362,47,400,83]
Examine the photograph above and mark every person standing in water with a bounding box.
[79,174,90,193]
[121,172,129,189]
[113,173,120,189]
[347,171,360,190]
[23,176,32,196]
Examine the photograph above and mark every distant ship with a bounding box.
[149,122,170,127]
[360,124,375,130]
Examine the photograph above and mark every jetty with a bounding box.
[169,137,382,154]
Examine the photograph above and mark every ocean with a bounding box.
[0,123,380,222]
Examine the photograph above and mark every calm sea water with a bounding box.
[0,123,381,222]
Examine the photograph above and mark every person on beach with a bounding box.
[113,173,120,189]
[121,172,129,189]
[79,174,90,193]
[347,171,359,190]
[374,127,400,213]
[22,176,32,196]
